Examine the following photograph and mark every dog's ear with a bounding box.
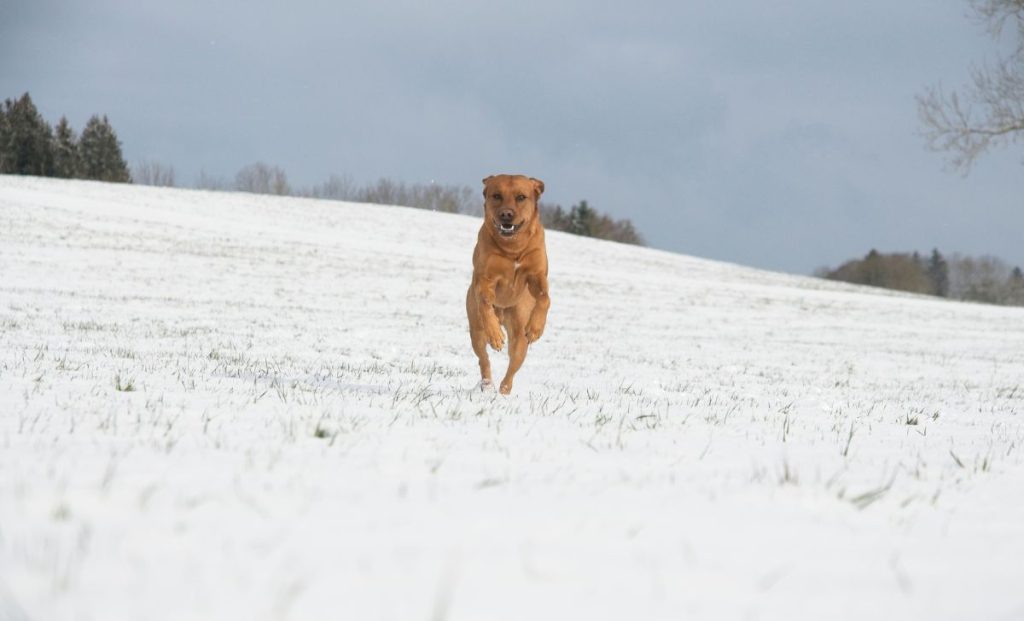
[482,175,494,197]
[530,177,545,198]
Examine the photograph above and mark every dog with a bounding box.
[466,174,550,394]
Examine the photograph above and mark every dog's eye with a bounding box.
[491,193,502,201]
[515,194,526,202]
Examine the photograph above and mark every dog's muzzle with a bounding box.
[495,221,523,237]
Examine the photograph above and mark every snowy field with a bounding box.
[1,175,1023,621]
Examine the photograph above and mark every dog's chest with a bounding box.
[509,261,525,283]
[495,260,528,301]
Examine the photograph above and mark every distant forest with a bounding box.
[194,164,645,246]
[0,91,643,246]
[0,93,129,182]
[817,249,1024,307]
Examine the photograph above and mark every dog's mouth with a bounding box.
[495,221,523,237]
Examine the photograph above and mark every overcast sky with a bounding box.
[3,0,1021,274]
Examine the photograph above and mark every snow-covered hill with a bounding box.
[1,175,1023,621]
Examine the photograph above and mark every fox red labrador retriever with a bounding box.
[466,174,550,394]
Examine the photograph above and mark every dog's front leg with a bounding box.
[476,277,505,351]
[525,273,550,343]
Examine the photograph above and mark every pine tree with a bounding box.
[0,93,55,176]
[1008,266,1024,306]
[78,115,130,182]
[927,248,950,297]
[0,102,8,172]
[568,201,597,236]
[862,249,884,287]
[52,116,79,178]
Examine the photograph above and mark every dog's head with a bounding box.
[481,174,545,240]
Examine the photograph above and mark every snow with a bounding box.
[1,175,1023,620]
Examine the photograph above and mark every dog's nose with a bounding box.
[499,209,514,221]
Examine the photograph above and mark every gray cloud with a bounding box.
[2,0,1021,273]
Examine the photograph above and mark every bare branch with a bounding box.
[918,0,1024,172]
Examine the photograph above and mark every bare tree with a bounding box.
[305,174,358,200]
[195,169,229,191]
[918,0,1024,171]
[357,177,403,205]
[948,253,1015,303]
[351,177,478,214]
[235,162,291,195]
[411,182,476,214]
[132,159,176,187]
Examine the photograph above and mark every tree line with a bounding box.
[191,163,646,245]
[0,92,130,182]
[539,200,644,245]
[2,92,644,246]
[816,249,1024,306]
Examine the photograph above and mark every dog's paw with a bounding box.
[480,379,494,392]
[499,381,513,395]
[524,319,545,343]
[485,323,505,351]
